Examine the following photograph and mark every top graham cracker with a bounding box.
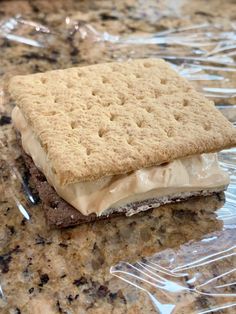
[9,59,236,185]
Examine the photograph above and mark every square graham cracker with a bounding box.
[9,59,236,185]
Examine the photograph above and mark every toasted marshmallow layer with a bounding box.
[12,106,230,216]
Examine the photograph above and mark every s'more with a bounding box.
[9,59,236,227]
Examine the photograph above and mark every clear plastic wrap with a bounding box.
[1,16,236,101]
[0,15,236,314]
[110,153,236,313]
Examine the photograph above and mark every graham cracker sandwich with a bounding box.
[9,59,236,228]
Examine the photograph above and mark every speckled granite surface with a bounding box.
[0,1,235,313]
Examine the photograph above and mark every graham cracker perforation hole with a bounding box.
[110,114,116,121]
[102,77,109,84]
[154,90,160,98]
[160,79,167,85]
[136,120,145,128]
[118,95,126,105]
[143,62,152,68]
[87,103,93,110]
[40,77,47,84]
[127,137,133,145]
[51,166,57,175]
[203,124,211,131]
[127,82,132,88]
[174,113,182,122]
[98,128,108,138]
[146,107,153,113]
[86,148,91,156]
[185,87,192,92]
[166,129,175,137]
[66,83,74,89]
[183,99,189,107]
[43,111,57,116]
[54,97,60,104]
[71,121,78,129]
[137,95,144,100]
[103,102,111,107]
[92,90,97,96]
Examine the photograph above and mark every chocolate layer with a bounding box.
[21,151,226,228]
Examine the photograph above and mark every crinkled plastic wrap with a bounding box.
[110,150,236,313]
[0,15,236,313]
[1,16,236,102]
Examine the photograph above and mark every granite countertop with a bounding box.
[0,1,236,313]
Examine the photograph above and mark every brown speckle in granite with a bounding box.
[73,276,88,287]
[22,260,32,278]
[20,218,27,226]
[56,300,67,314]
[140,226,152,242]
[35,234,52,245]
[22,52,59,63]
[109,292,117,302]
[39,273,49,287]
[0,115,11,126]
[3,206,11,216]
[59,243,68,249]
[91,257,105,270]
[117,289,127,304]
[0,245,21,273]
[66,294,74,304]
[6,225,15,235]
[97,285,109,298]
[196,295,211,310]
[99,13,119,21]
[0,39,13,48]
[231,284,236,292]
